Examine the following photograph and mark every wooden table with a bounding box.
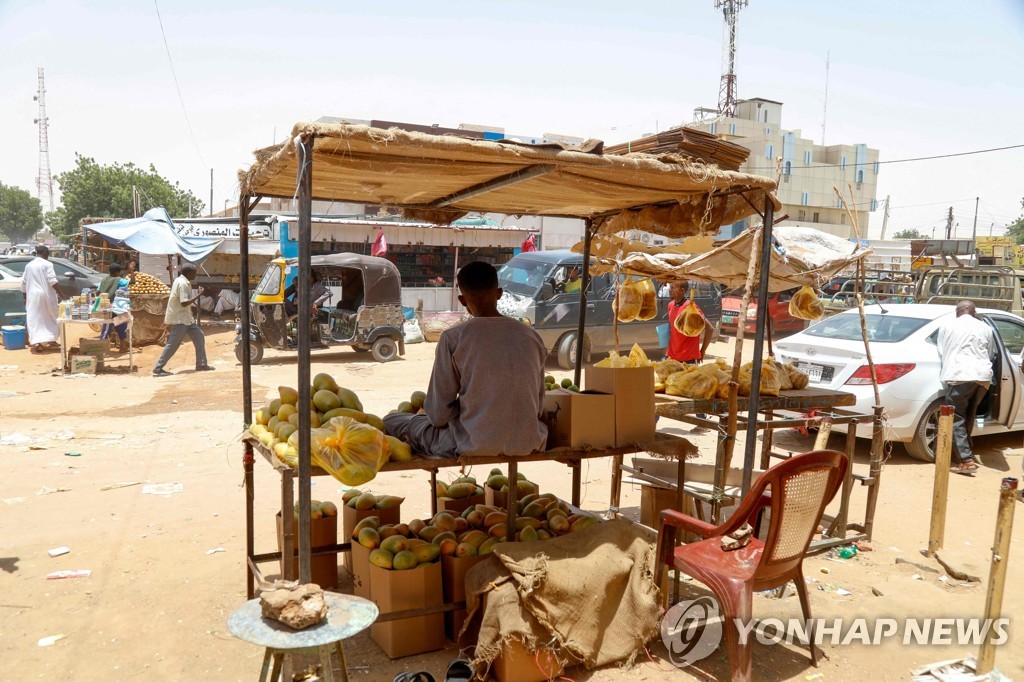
[58,312,134,373]
[242,432,697,598]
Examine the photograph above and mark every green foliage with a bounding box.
[46,154,204,238]
[0,183,44,244]
[1004,198,1024,245]
[892,228,926,240]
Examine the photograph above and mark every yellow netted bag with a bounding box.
[673,300,706,337]
[312,416,389,486]
[767,358,794,390]
[665,368,717,400]
[788,285,826,321]
[635,279,658,321]
[738,360,783,397]
[613,281,642,322]
[654,358,684,393]
[783,362,810,389]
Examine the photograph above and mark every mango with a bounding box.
[380,535,408,555]
[324,407,366,423]
[408,519,427,536]
[267,398,283,416]
[278,386,299,405]
[536,529,552,541]
[446,483,477,500]
[466,510,485,528]
[392,550,418,571]
[432,531,457,546]
[395,522,410,537]
[435,482,448,498]
[267,416,281,433]
[369,548,394,569]
[319,501,337,517]
[259,432,276,448]
[313,372,339,392]
[276,402,297,421]
[378,525,399,540]
[273,442,290,459]
[453,517,469,533]
[571,516,599,533]
[409,390,427,409]
[490,467,503,476]
[250,424,269,438]
[385,436,413,462]
[352,517,380,536]
[397,401,415,414]
[432,512,458,532]
[475,504,498,515]
[336,387,363,412]
[522,502,548,519]
[406,538,428,548]
[520,525,539,542]
[483,512,507,528]
[357,527,380,549]
[488,523,509,539]
[455,542,477,558]
[478,537,500,555]
[460,506,476,520]
[419,526,444,542]
[438,538,459,556]
[374,495,404,510]
[276,423,297,441]
[520,493,539,507]
[454,475,477,485]
[459,530,488,549]
[412,543,441,564]
[486,474,508,490]
[549,515,570,534]
[546,508,567,523]
[354,493,377,510]
[255,408,271,426]
[312,389,341,413]
[342,488,362,503]
[515,517,542,531]
[365,414,386,432]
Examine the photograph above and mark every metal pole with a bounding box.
[209,168,214,218]
[296,136,314,584]
[741,197,775,495]
[977,477,1018,674]
[971,196,979,242]
[879,194,890,240]
[451,245,460,310]
[573,220,594,388]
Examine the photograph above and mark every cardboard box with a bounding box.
[585,366,656,446]
[350,541,372,600]
[78,337,108,358]
[542,389,616,449]
[70,355,99,375]
[275,512,338,589]
[436,492,484,515]
[441,553,486,641]
[491,639,568,682]
[369,561,446,659]
[341,503,401,575]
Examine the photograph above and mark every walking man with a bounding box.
[937,300,994,475]
[153,264,213,376]
[21,245,61,353]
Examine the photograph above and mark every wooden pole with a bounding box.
[572,220,594,389]
[296,136,314,584]
[864,404,885,540]
[977,477,1018,674]
[813,415,834,451]
[926,405,954,557]
[240,192,255,598]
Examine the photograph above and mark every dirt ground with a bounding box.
[1,329,1022,681]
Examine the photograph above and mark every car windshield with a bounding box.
[804,313,930,343]
[255,265,282,296]
[497,260,555,296]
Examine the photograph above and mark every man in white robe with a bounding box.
[21,245,62,352]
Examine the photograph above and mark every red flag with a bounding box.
[371,230,388,256]
[521,233,537,253]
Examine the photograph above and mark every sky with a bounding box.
[1,0,1022,238]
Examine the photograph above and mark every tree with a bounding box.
[0,183,44,244]
[892,228,926,240]
[46,154,204,239]
[1004,198,1024,244]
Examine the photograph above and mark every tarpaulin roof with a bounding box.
[580,226,871,292]
[84,207,224,262]
[238,123,780,238]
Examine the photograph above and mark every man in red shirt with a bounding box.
[666,282,712,364]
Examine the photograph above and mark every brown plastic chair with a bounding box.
[656,450,848,682]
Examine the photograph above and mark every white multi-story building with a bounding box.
[691,97,880,239]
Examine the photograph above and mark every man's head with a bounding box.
[670,281,689,302]
[955,300,977,318]
[180,263,198,281]
[35,245,49,259]
[456,261,502,317]
[109,263,123,277]
[567,267,579,281]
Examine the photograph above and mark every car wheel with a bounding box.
[371,336,399,362]
[556,332,590,370]
[235,339,264,365]
[905,400,943,463]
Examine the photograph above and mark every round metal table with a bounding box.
[228,592,378,682]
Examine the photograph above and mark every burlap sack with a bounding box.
[129,294,169,346]
[462,519,661,679]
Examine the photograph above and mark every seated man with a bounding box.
[284,272,330,317]
[384,261,548,459]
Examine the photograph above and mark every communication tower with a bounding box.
[34,67,54,212]
[714,0,748,117]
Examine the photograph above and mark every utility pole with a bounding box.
[209,169,214,218]
[879,194,891,239]
[971,196,979,242]
[821,51,830,146]
[945,206,954,240]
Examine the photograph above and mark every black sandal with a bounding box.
[393,673,436,682]
[445,659,474,681]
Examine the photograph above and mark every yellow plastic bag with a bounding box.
[766,357,794,390]
[784,362,810,389]
[673,300,706,337]
[635,279,658,321]
[311,416,389,486]
[738,360,783,397]
[628,343,652,367]
[665,368,717,400]
[788,285,826,321]
[613,280,642,322]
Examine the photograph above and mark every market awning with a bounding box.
[85,207,224,263]
[580,226,871,292]
[239,123,780,238]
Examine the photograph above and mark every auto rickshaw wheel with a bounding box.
[370,337,399,362]
[235,339,264,365]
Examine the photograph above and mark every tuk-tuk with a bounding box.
[235,253,405,364]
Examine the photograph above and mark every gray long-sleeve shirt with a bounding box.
[425,316,549,457]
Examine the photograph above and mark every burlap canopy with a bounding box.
[239,123,780,238]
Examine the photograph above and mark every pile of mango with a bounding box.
[435,475,485,500]
[341,488,404,511]
[351,516,443,571]
[484,468,539,497]
[544,374,579,393]
[247,372,413,465]
[389,390,427,416]
[291,499,338,522]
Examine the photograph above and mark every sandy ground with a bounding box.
[1,329,1022,681]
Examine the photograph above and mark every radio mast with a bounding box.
[34,67,54,212]
[714,0,749,117]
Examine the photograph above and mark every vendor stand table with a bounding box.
[228,592,377,682]
[58,312,134,373]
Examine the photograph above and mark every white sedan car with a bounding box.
[775,304,1024,461]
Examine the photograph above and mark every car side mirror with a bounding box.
[64,271,76,278]
[539,282,554,301]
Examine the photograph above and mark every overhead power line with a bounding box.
[153,0,207,169]
[792,142,1024,170]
